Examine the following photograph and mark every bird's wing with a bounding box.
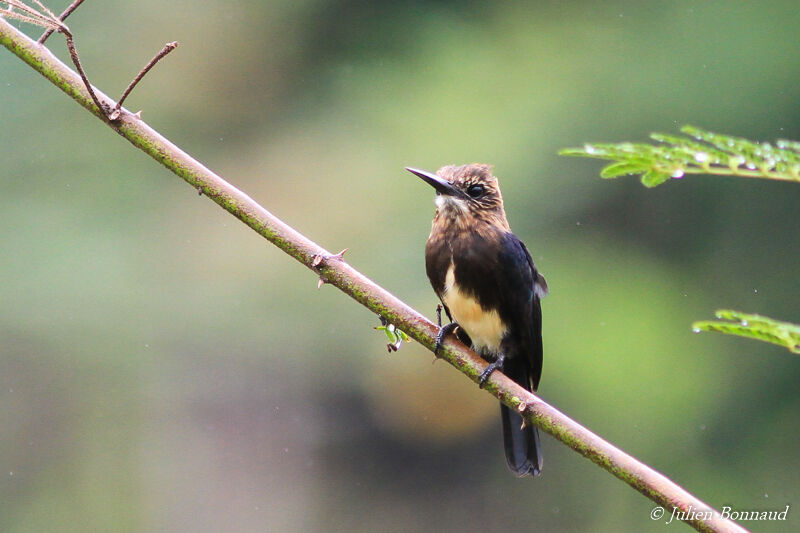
[497,233,544,390]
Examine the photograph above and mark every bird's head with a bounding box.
[407,163,509,229]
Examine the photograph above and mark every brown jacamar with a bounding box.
[407,163,548,477]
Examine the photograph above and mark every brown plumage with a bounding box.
[428,164,510,231]
[408,163,547,477]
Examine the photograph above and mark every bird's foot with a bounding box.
[434,321,460,356]
[478,354,506,388]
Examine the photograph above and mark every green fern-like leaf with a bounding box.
[560,126,800,187]
[692,310,800,354]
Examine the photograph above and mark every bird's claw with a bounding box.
[434,321,459,356]
[477,355,506,388]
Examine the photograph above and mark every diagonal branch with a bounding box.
[0,18,747,533]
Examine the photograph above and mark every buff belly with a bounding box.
[442,264,507,353]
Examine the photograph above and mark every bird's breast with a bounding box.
[442,262,507,354]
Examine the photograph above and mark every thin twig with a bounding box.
[108,41,178,121]
[1,1,105,116]
[37,0,85,44]
[0,19,748,533]
[1,0,59,29]
[60,27,106,117]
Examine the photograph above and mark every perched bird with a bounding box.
[407,164,548,477]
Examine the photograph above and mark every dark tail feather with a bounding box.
[501,404,542,477]
[500,357,542,477]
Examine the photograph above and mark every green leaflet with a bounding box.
[692,310,800,354]
[640,170,670,188]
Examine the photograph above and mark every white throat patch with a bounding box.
[435,194,467,216]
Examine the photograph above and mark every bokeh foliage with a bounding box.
[2,1,799,532]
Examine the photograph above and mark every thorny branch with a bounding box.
[0,12,748,533]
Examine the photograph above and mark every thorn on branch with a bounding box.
[37,0,85,44]
[108,41,178,121]
[312,249,347,288]
[311,248,348,268]
[517,400,530,428]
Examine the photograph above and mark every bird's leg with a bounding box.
[478,353,506,388]
[434,321,460,356]
[436,304,443,327]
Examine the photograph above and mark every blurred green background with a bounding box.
[2,1,799,531]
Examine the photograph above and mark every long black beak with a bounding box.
[406,167,465,198]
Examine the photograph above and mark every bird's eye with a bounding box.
[466,184,485,198]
